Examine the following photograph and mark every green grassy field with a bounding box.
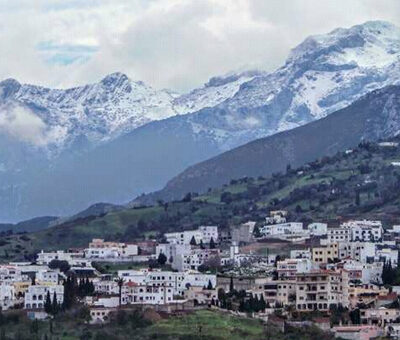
[140,310,265,340]
[0,309,337,340]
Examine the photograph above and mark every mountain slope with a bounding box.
[1,71,256,151]
[151,20,400,151]
[0,71,257,222]
[142,85,400,201]
[4,135,400,258]
[1,20,400,222]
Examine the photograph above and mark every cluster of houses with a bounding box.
[0,230,222,324]
[2,216,400,339]
[224,213,400,340]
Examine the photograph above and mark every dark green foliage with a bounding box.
[52,291,59,315]
[63,276,77,310]
[209,237,216,249]
[207,280,213,290]
[182,193,192,202]
[382,260,396,285]
[44,291,52,314]
[157,252,167,265]
[78,278,95,298]
[229,277,234,293]
[190,236,197,246]
[48,259,70,273]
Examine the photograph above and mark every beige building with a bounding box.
[276,280,296,305]
[348,284,389,308]
[312,243,339,264]
[361,308,400,326]
[295,270,348,312]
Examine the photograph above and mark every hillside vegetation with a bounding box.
[145,85,400,203]
[0,309,336,340]
[2,139,400,260]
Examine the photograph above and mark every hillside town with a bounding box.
[1,213,400,339]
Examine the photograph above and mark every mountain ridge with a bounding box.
[1,20,400,221]
[136,85,400,203]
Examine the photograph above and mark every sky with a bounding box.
[0,0,399,92]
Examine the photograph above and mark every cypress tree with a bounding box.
[190,236,197,246]
[209,237,216,249]
[229,276,234,292]
[253,295,260,312]
[44,291,52,314]
[259,294,266,312]
[52,291,58,315]
[207,279,213,290]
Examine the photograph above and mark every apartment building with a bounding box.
[37,250,90,267]
[308,223,328,236]
[117,269,216,296]
[165,226,219,245]
[277,258,315,280]
[198,226,219,243]
[360,308,400,326]
[24,284,64,309]
[295,270,348,312]
[312,243,339,264]
[327,227,351,243]
[84,239,138,259]
[123,282,174,305]
[260,222,304,236]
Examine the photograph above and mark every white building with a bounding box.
[198,226,218,243]
[265,213,287,225]
[0,265,23,282]
[165,226,219,245]
[327,226,351,243]
[24,285,64,310]
[36,250,91,267]
[117,269,216,297]
[174,248,221,271]
[338,242,376,262]
[307,223,328,236]
[376,246,399,267]
[165,230,203,245]
[290,249,312,260]
[36,270,60,284]
[277,258,316,280]
[346,220,383,242]
[0,284,16,310]
[260,222,304,237]
[341,260,383,284]
[93,278,119,295]
[84,239,138,259]
[123,282,174,305]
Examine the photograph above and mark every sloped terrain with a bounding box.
[146,85,400,202]
[3,136,400,261]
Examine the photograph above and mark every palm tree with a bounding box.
[117,277,124,307]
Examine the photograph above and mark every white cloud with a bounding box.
[0,0,398,91]
[0,104,53,146]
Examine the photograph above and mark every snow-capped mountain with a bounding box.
[178,21,400,150]
[0,71,257,152]
[1,20,400,222]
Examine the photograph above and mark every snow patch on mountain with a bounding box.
[179,21,400,149]
[0,71,257,151]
